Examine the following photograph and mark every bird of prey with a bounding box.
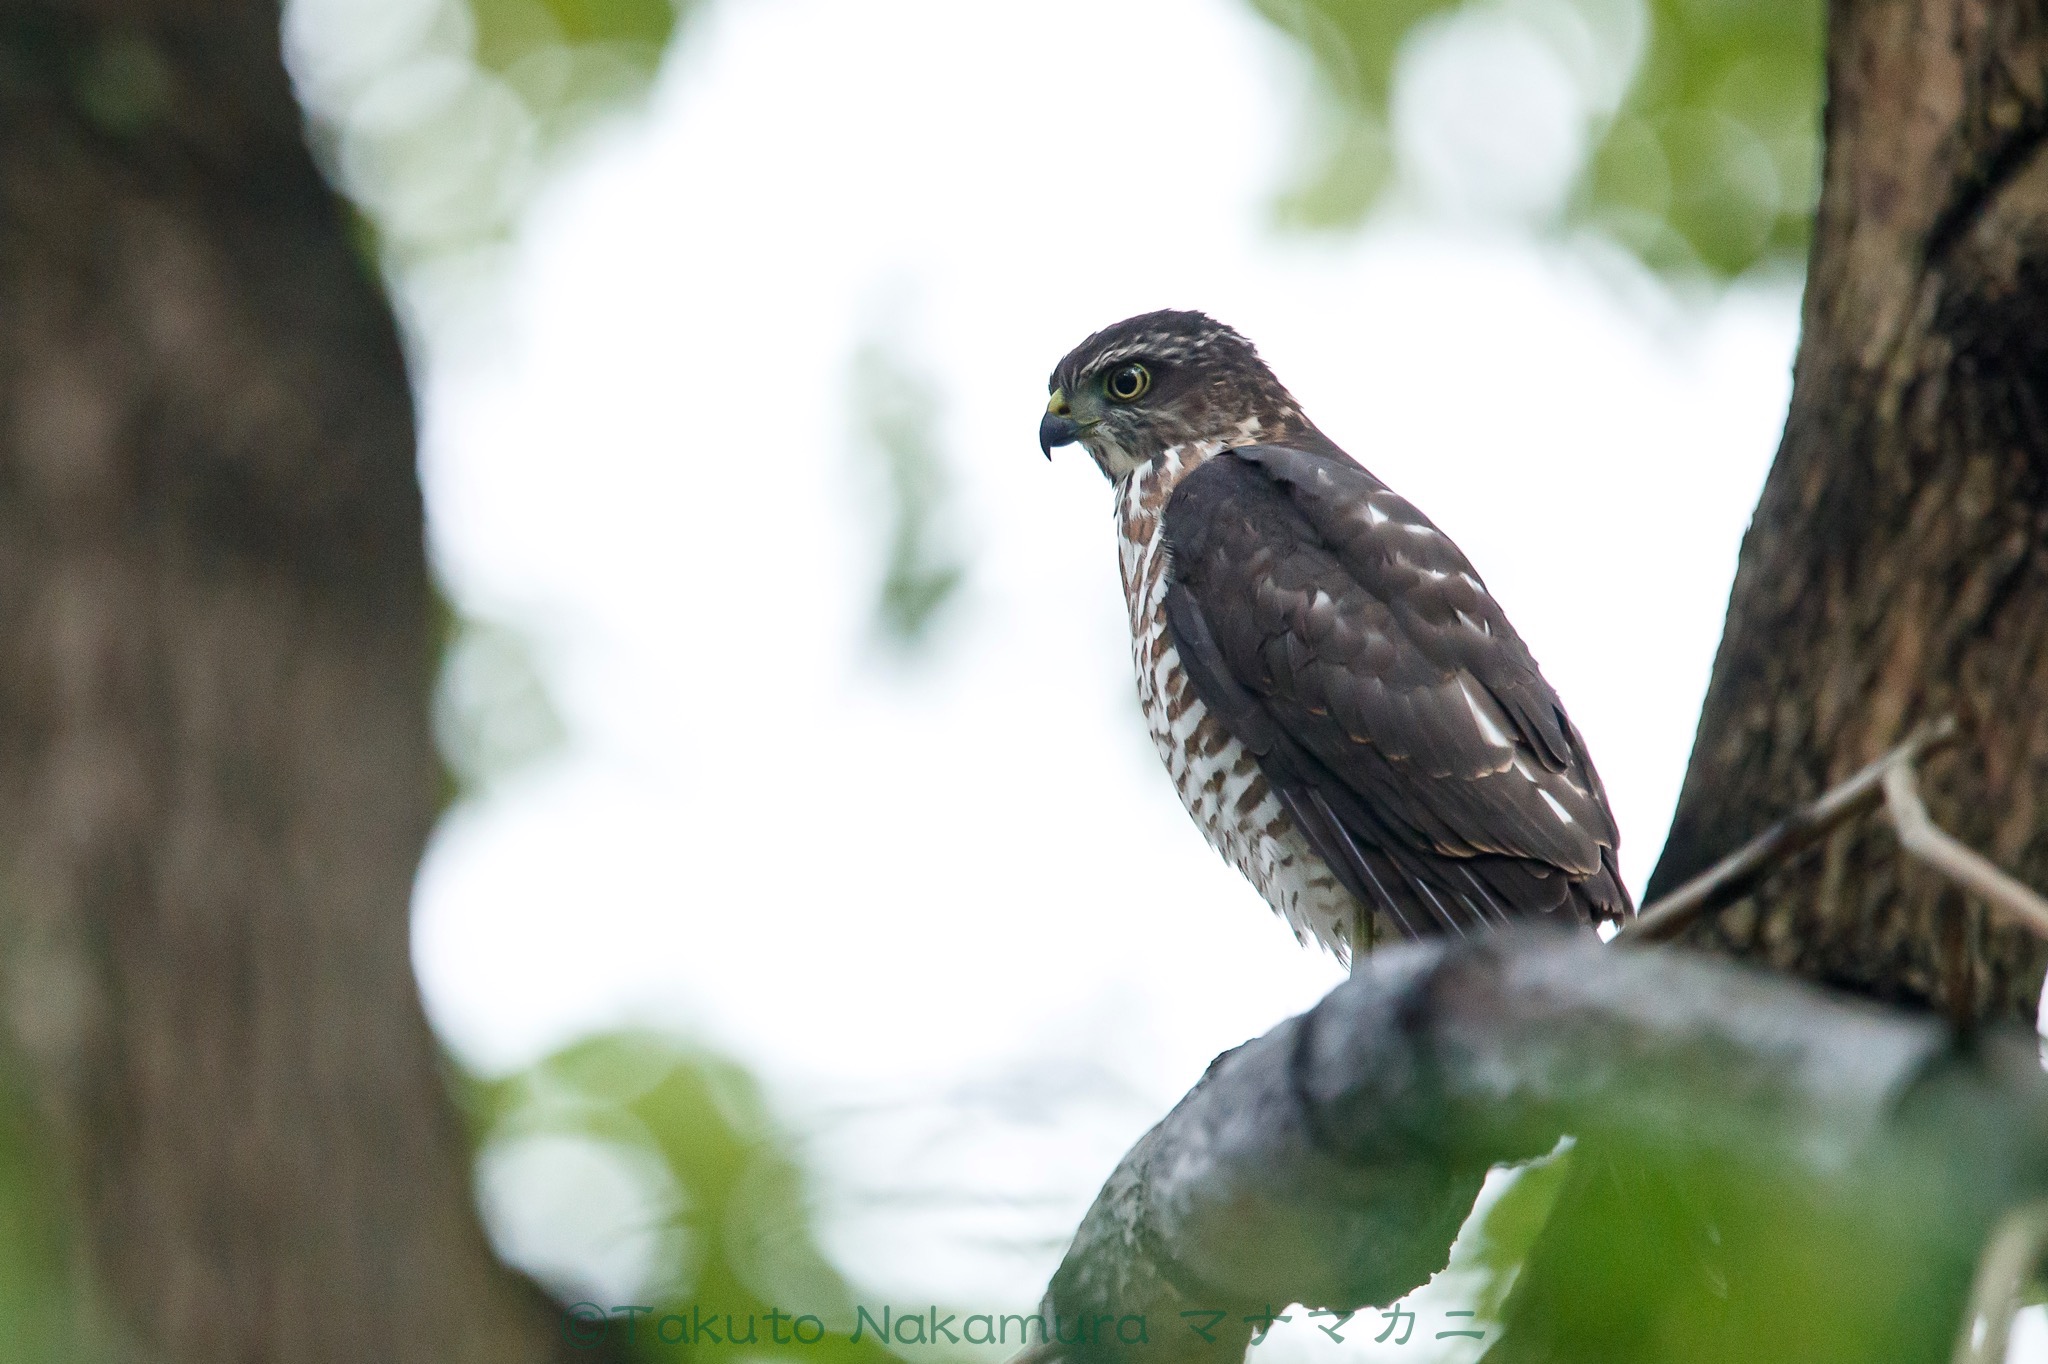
[1039,310,1630,964]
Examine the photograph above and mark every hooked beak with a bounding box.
[1039,389,1081,458]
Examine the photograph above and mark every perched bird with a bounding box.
[1040,310,1630,964]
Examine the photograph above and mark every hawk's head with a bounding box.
[1040,310,1312,481]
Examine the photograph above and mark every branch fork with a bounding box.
[1622,717,2048,944]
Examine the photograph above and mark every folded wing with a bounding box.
[1161,443,1631,940]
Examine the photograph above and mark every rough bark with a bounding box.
[0,3,576,1360]
[1645,0,2048,1023]
[1037,933,2048,1364]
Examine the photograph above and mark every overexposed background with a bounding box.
[286,0,1820,1355]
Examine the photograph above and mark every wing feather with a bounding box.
[1161,443,1631,938]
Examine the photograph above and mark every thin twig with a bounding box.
[1623,714,2048,946]
[1952,1201,2048,1364]
[1621,718,1960,944]
[1885,761,2048,939]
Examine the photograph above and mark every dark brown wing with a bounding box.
[1161,443,1630,940]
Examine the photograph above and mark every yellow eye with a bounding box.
[1104,362,1151,403]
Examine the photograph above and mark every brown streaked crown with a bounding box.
[1048,310,1318,478]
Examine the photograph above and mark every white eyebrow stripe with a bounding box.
[1089,342,1162,371]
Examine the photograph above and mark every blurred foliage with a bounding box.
[1481,1141,1993,1363]
[1463,1143,1575,1329]
[849,335,967,650]
[1249,0,1825,277]
[434,613,567,801]
[1463,1037,2048,1363]
[285,0,1828,279]
[464,1031,925,1363]
[1252,0,1454,226]
[0,1057,108,1364]
[285,0,698,264]
[72,34,176,139]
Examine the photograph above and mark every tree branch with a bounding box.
[1622,718,2048,945]
[1884,760,2048,940]
[1033,931,2048,1364]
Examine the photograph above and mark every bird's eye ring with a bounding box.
[1104,363,1151,403]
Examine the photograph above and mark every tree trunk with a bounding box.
[0,3,575,1360]
[1645,0,2048,1026]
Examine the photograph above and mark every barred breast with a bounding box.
[1114,445,1362,960]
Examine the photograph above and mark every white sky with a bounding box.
[290,0,1846,1346]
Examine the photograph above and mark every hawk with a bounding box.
[1039,310,1631,964]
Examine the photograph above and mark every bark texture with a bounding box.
[1646,0,2048,1024]
[0,3,574,1360]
